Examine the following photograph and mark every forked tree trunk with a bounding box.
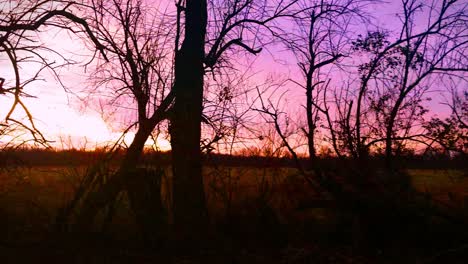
[73,122,163,235]
[170,0,208,240]
[74,0,210,242]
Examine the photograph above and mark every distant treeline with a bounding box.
[0,148,466,170]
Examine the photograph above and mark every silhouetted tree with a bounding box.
[424,85,467,155]
[170,0,299,240]
[282,0,371,169]
[60,0,299,241]
[66,0,174,241]
[351,0,467,172]
[256,0,373,187]
[169,0,209,239]
[257,0,467,249]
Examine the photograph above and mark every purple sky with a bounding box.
[0,0,465,150]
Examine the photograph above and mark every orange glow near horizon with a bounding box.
[1,1,464,154]
[0,26,171,151]
[1,92,171,151]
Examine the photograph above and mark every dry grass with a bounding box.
[1,166,466,229]
[409,169,468,207]
[1,165,467,263]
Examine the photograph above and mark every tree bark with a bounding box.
[170,0,208,240]
[305,73,317,170]
[74,121,159,231]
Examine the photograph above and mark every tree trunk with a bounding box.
[385,96,406,173]
[74,122,158,232]
[306,75,317,171]
[385,118,395,172]
[170,0,208,241]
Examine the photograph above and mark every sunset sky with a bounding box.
[0,0,463,151]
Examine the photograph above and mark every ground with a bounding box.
[0,164,467,263]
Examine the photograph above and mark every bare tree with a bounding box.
[170,0,299,238]
[69,0,174,238]
[255,0,373,188]
[350,0,467,172]
[254,0,467,246]
[424,83,467,155]
[282,0,372,169]
[55,0,300,240]
[0,0,105,145]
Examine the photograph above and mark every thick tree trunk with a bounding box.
[121,123,167,243]
[170,0,208,240]
[306,79,317,171]
[74,122,159,232]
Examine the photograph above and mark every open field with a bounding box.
[409,169,468,203]
[1,165,467,229]
[1,166,467,224]
[0,165,467,263]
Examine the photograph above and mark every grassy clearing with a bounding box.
[409,169,468,205]
[2,166,466,207]
[1,166,466,223]
[1,166,467,263]
[409,169,467,192]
